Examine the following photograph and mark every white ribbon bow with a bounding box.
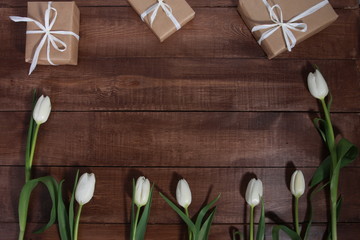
[141,0,181,30]
[252,0,329,52]
[10,1,80,75]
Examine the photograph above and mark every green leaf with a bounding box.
[130,179,136,240]
[18,179,38,233]
[336,138,358,166]
[256,198,265,240]
[313,118,326,142]
[69,170,80,240]
[336,196,342,221]
[310,156,331,188]
[326,93,333,111]
[57,180,70,240]
[135,185,154,240]
[159,192,196,234]
[25,90,37,169]
[330,161,342,202]
[18,176,58,234]
[195,194,220,231]
[327,196,343,240]
[303,182,329,240]
[197,207,216,240]
[272,225,301,240]
[232,231,244,240]
[310,138,358,188]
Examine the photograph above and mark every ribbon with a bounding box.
[140,0,181,30]
[251,0,329,52]
[10,2,80,75]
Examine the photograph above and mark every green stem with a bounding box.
[250,205,254,240]
[320,99,338,240]
[132,206,141,240]
[74,204,83,240]
[185,207,192,240]
[25,124,40,182]
[320,99,337,168]
[18,230,25,240]
[294,197,300,235]
[330,201,338,240]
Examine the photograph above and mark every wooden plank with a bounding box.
[1,223,360,240]
[0,0,357,9]
[0,112,359,167]
[1,8,358,59]
[0,59,359,112]
[1,167,360,224]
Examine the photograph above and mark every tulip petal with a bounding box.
[75,173,96,205]
[245,178,263,207]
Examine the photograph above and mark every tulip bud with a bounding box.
[290,170,305,198]
[134,176,151,207]
[176,179,192,208]
[33,95,51,124]
[245,178,263,207]
[307,69,329,100]
[75,173,96,205]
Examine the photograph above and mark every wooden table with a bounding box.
[0,0,359,239]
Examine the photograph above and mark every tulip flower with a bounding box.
[176,179,192,209]
[307,69,329,100]
[160,179,220,240]
[290,170,305,235]
[33,95,51,125]
[291,170,305,198]
[306,67,353,240]
[245,178,263,240]
[18,93,54,240]
[176,179,193,240]
[245,178,263,207]
[74,172,96,240]
[134,176,150,207]
[25,94,52,182]
[75,173,96,205]
[306,68,357,240]
[131,177,153,240]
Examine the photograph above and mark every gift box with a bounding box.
[10,1,80,74]
[237,0,338,59]
[128,0,195,42]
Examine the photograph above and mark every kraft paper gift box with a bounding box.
[128,0,195,42]
[237,0,338,59]
[10,1,80,74]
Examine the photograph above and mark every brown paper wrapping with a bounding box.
[25,2,80,65]
[128,0,195,42]
[238,0,338,59]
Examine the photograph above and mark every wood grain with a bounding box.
[1,8,358,60]
[0,59,359,112]
[0,0,359,238]
[0,112,359,167]
[1,167,360,224]
[1,223,360,240]
[0,0,357,9]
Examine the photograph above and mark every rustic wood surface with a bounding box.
[0,0,359,239]
[1,112,359,167]
[1,223,360,240]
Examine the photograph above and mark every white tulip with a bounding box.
[33,95,51,124]
[290,170,305,198]
[75,173,96,205]
[134,176,151,207]
[176,179,192,208]
[307,69,329,100]
[245,178,263,207]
